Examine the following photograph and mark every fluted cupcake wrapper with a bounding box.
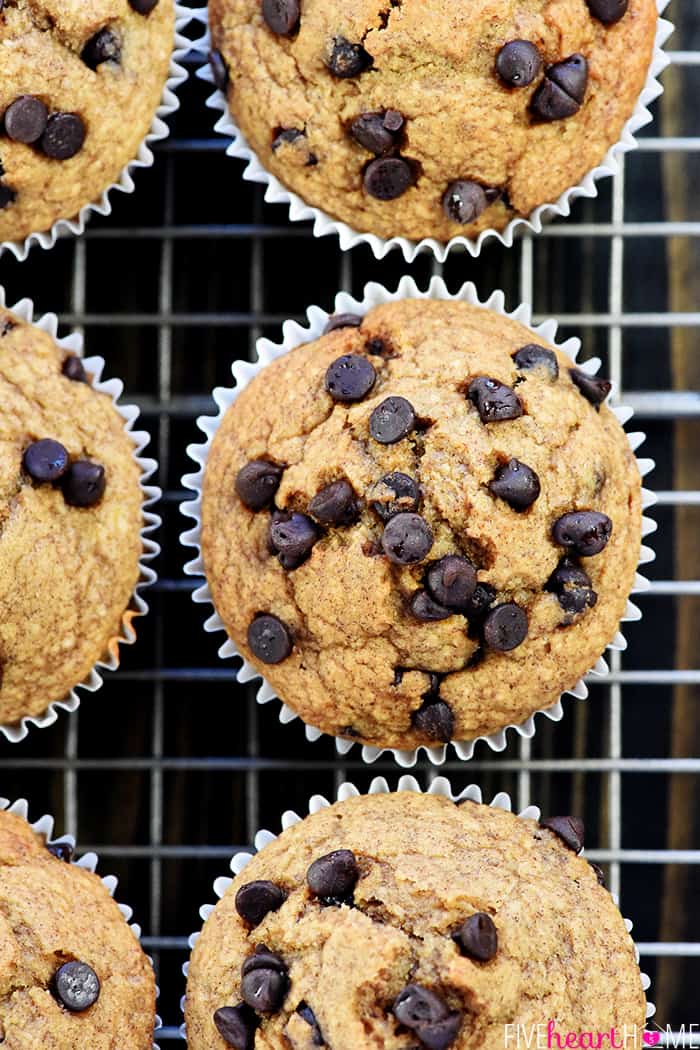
[0,291,161,743]
[194,2,672,262]
[180,775,654,1042]
[0,796,162,1048]
[0,2,194,263]
[180,274,656,767]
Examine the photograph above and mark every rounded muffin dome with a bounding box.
[208,0,657,242]
[0,0,175,244]
[0,307,144,727]
[185,791,647,1050]
[200,299,642,752]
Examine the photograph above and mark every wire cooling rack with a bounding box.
[0,0,698,1039]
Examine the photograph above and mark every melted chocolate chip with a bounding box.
[23,438,69,483]
[496,40,542,87]
[468,377,523,422]
[269,512,318,569]
[62,355,87,383]
[412,699,454,742]
[47,841,74,862]
[464,583,496,622]
[213,1004,257,1049]
[585,0,628,23]
[242,949,287,976]
[61,460,106,507]
[247,614,293,664]
[546,557,598,614]
[540,815,585,854]
[297,1003,324,1046]
[483,603,528,651]
[5,95,48,144]
[326,37,372,78]
[369,395,416,444]
[53,961,100,1012]
[0,184,16,210]
[393,985,461,1047]
[129,0,159,12]
[531,55,588,122]
[454,913,498,961]
[82,28,121,70]
[371,472,421,522]
[235,460,283,511]
[41,112,86,160]
[325,354,376,402]
[426,556,477,609]
[551,511,612,556]
[324,313,362,334]
[570,367,612,407]
[350,112,395,155]
[410,590,452,622]
[489,458,541,511]
[262,0,300,35]
[209,48,229,91]
[309,479,359,525]
[512,344,559,380]
[241,968,288,1013]
[235,880,287,927]
[442,180,488,224]
[381,512,433,565]
[307,849,359,901]
[364,156,414,200]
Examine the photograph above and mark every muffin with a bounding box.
[199,298,643,752]
[208,0,658,243]
[185,790,646,1049]
[0,805,156,1048]
[0,0,175,245]
[0,306,145,728]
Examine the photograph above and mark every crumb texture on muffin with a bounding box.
[209,0,657,241]
[186,792,647,1049]
[0,808,155,1048]
[0,0,175,243]
[201,299,642,750]
[0,308,143,725]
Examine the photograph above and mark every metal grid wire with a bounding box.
[1,0,699,1040]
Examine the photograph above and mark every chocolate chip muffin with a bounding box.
[208,0,658,242]
[0,0,175,245]
[185,790,646,1049]
[0,806,156,1047]
[199,299,643,752]
[0,307,145,728]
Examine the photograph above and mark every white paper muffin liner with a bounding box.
[0,291,161,743]
[0,795,161,1048]
[0,2,194,263]
[180,775,654,1041]
[195,2,672,262]
[180,275,657,768]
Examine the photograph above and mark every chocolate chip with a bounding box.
[552,510,612,556]
[4,95,48,144]
[483,603,528,651]
[546,557,598,614]
[309,479,359,526]
[350,112,395,155]
[47,841,73,862]
[129,0,159,12]
[61,460,106,507]
[454,913,498,961]
[364,156,414,201]
[53,961,100,1012]
[262,0,299,34]
[464,583,496,622]
[297,1003,324,1046]
[241,968,288,1013]
[82,28,121,69]
[426,556,477,609]
[242,949,287,977]
[416,1014,462,1050]
[213,1004,258,1049]
[269,511,318,569]
[235,880,287,927]
[586,0,628,23]
[512,344,559,380]
[468,377,523,423]
[412,699,454,742]
[247,614,293,664]
[307,849,359,902]
[393,984,461,1048]
[442,181,488,224]
[489,458,541,511]
[590,861,606,886]
[0,184,16,210]
[570,367,612,407]
[23,439,69,483]
[410,590,452,622]
[209,48,229,91]
[325,354,376,402]
[326,37,372,78]
[382,512,433,565]
[540,815,585,854]
[496,40,543,87]
[62,355,87,383]
[369,396,416,444]
[235,460,283,511]
[371,472,421,522]
[324,313,362,334]
[41,113,86,161]
[531,55,588,122]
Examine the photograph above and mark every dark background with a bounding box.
[0,0,698,1038]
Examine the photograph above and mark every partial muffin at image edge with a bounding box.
[0,0,175,245]
[199,298,643,751]
[208,0,658,243]
[185,791,647,1050]
[0,806,156,1049]
[0,307,146,728]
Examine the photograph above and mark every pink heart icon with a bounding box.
[643,1032,661,1046]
